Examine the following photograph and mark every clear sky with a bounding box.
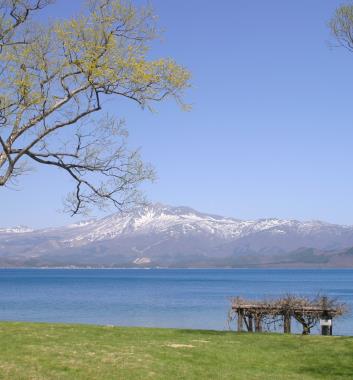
[2,0,353,228]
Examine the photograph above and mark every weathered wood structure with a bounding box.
[230,295,345,335]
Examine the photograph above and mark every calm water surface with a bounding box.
[0,269,352,335]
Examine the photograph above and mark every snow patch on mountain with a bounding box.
[133,257,151,265]
[0,226,33,233]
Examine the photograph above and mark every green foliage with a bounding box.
[330,4,353,51]
[0,0,190,214]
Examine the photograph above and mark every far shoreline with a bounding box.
[0,266,353,270]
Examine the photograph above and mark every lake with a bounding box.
[0,269,352,335]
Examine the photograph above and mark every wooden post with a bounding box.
[320,316,332,336]
[254,316,262,332]
[283,315,291,334]
[237,309,243,332]
[248,315,253,332]
[320,297,331,336]
[321,324,330,336]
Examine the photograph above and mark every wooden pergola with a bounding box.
[231,296,344,335]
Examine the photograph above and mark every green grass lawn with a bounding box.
[0,322,352,379]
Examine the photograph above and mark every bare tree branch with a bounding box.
[0,0,190,214]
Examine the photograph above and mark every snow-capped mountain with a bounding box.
[1,203,353,267]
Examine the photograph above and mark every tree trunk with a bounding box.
[302,325,310,335]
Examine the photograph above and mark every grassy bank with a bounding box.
[0,322,352,379]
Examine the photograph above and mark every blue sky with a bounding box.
[2,0,353,228]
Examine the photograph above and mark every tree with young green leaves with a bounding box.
[0,0,190,214]
[330,3,353,52]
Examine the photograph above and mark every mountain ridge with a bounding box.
[1,203,353,268]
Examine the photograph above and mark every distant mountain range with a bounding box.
[1,203,353,268]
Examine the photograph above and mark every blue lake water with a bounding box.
[0,269,352,335]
